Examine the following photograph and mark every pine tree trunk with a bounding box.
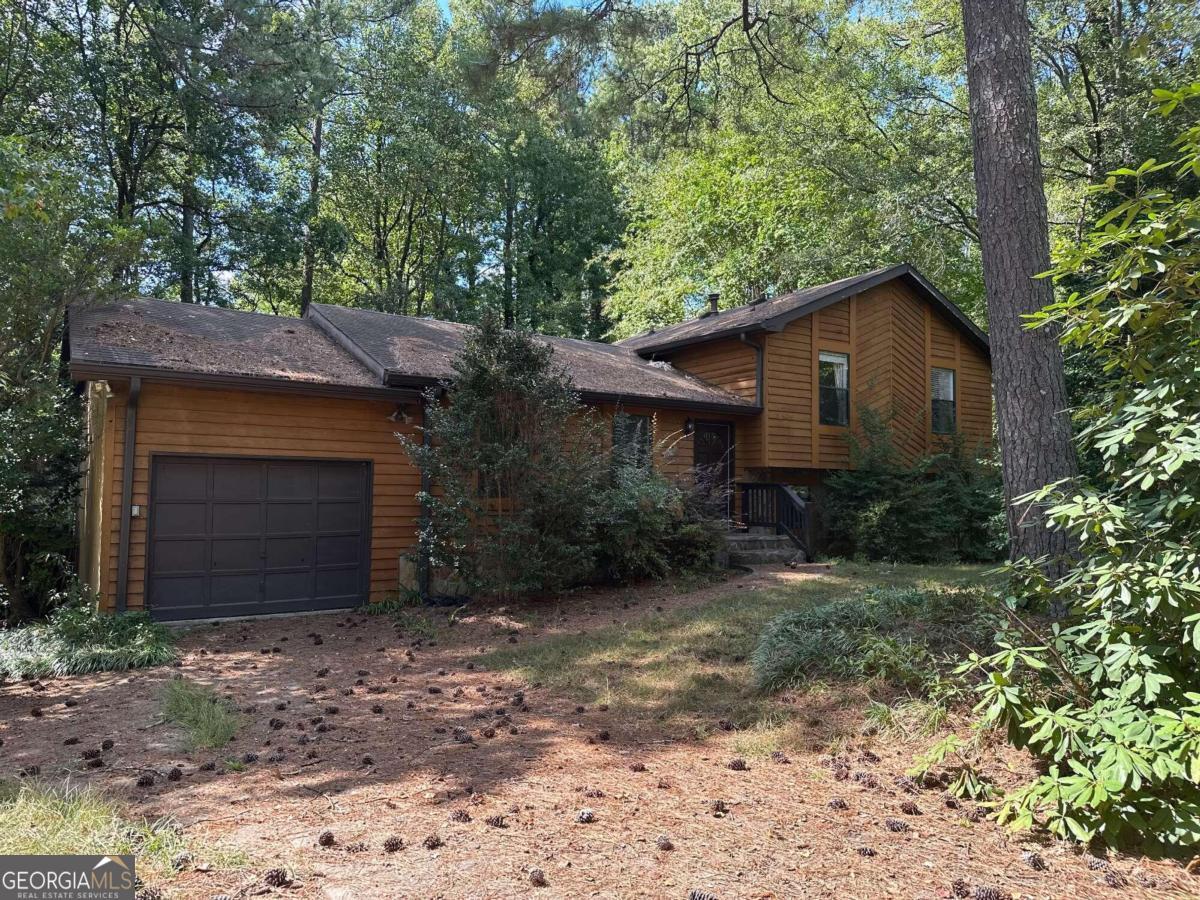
[301,111,323,316]
[962,0,1077,564]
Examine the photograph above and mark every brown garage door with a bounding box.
[147,456,371,621]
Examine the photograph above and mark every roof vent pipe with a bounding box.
[707,292,720,315]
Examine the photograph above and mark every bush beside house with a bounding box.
[823,409,1004,563]
[402,314,726,600]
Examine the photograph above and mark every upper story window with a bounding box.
[613,413,652,467]
[818,351,850,426]
[931,367,956,434]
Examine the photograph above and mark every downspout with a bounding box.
[115,376,141,613]
[416,391,436,603]
[739,333,764,407]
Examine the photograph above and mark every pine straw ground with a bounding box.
[0,563,1194,899]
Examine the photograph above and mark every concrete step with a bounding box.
[729,547,805,566]
[724,535,795,551]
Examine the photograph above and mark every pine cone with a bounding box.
[318,830,335,847]
[383,835,404,853]
[262,868,290,888]
[529,868,548,887]
[655,834,674,851]
[828,798,849,810]
[422,834,443,850]
[576,808,596,824]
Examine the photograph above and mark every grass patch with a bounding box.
[0,779,244,885]
[0,606,175,679]
[161,678,242,750]
[479,563,991,732]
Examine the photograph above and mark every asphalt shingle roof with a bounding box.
[68,299,380,388]
[310,303,754,410]
[68,298,756,412]
[618,264,989,356]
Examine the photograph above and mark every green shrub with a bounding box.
[161,678,241,750]
[401,313,604,599]
[751,585,992,694]
[824,409,1004,563]
[0,595,175,679]
[955,88,1200,850]
[593,458,725,582]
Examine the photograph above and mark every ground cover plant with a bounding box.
[0,600,175,679]
[160,677,242,750]
[751,585,994,696]
[0,779,240,888]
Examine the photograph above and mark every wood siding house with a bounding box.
[68,264,990,621]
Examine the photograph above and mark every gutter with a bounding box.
[69,362,421,403]
[115,376,140,614]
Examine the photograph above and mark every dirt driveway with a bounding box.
[0,567,1191,899]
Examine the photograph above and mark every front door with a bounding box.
[693,422,734,520]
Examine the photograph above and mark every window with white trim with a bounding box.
[931,367,956,434]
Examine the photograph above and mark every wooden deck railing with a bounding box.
[738,482,812,556]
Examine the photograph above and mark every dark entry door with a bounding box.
[693,422,734,519]
[147,456,370,621]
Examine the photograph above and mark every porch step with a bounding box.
[728,547,805,566]
[724,530,805,566]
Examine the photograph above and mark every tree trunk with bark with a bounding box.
[961,0,1078,564]
[301,110,323,315]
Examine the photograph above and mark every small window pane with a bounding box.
[818,351,849,426]
[931,367,956,434]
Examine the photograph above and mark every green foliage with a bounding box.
[823,409,1004,563]
[956,87,1200,849]
[0,377,86,621]
[402,314,604,599]
[751,585,992,694]
[0,595,175,679]
[593,451,725,582]
[403,320,726,598]
[160,678,242,750]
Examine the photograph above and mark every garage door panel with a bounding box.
[212,462,262,499]
[266,536,312,568]
[265,571,314,603]
[211,503,261,534]
[151,539,207,574]
[317,534,360,566]
[152,502,207,536]
[210,538,260,572]
[268,463,316,499]
[155,461,209,500]
[149,456,369,620]
[266,502,314,534]
[209,573,261,604]
[316,567,361,599]
[318,501,362,532]
[319,464,364,498]
[148,575,206,609]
